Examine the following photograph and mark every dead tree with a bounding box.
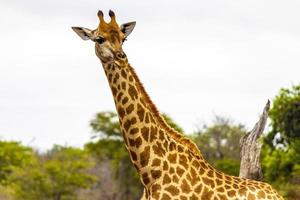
[239,100,270,181]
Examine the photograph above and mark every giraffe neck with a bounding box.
[101,58,166,168]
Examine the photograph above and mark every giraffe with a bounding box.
[72,10,284,200]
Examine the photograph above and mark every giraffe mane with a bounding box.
[126,64,203,158]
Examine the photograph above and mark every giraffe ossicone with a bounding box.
[72,10,284,200]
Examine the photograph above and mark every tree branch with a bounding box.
[239,100,270,181]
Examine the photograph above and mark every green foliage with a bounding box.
[267,84,300,146]
[261,84,300,199]
[45,146,96,190]
[262,145,298,182]
[0,141,35,185]
[10,146,96,200]
[90,112,121,138]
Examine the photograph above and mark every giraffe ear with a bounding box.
[71,27,93,41]
[120,22,136,37]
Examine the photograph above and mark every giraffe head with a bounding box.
[72,10,136,62]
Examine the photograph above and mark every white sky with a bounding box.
[0,0,299,150]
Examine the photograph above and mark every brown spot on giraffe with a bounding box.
[194,184,203,194]
[257,190,266,198]
[153,142,166,157]
[179,154,188,168]
[176,166,185,176]
[151,184,161,199]
[130,150,137,161]
[113,72,119,84]
[152,158,161,167]
[161,193,171,200]
[217,193,227,200]
[122,96,129,105]
[202,177,215,188]
[129,75,134,82]
[116,91,123,101]
[238,187,247,196]
[215,179,223,187]
[167,153,177,164]
[202,187,214,199]
[140,146,150,167]
[227,189,236,197]
[180,179,192,193]
[165,185,180,196]
[128,84,138,100]
[126,104,134,114]
[145,112,150,123]
[172,174,180,183]
[217,187,225,193]
[134,137,142,148]
[117,106,125,118]
[129,127,138,135]
[169,167,175,174]
[142,172,150,185]
[163,161,168,171]
[137,103,145,121]
[180,195,188,200]
[121,81,127,90]
[151,170,162,179]
[169,141,176,151]
[149,128,157,142]
[141,127,150,142]
[121,69,127,79]
[163,174,171,184]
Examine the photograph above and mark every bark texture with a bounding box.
[239,100,270,181]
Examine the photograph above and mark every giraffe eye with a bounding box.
[122,38,127,43]
[95,36,105,44]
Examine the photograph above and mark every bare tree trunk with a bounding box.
[239,100,270,181]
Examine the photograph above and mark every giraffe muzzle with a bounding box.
[115,51,126,60]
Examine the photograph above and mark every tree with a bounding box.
[90,112,121,139]
[11,146,96,200]
[262,84,300,182]
[0,141,35,185]
[266,84,300,146]
[261,84,300,199]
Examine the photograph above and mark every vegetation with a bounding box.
[262,84,300,199]
[0,84,299,199]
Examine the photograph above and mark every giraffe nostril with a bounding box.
[116,52,126,59]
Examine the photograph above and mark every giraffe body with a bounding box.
[72,10,284,200]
